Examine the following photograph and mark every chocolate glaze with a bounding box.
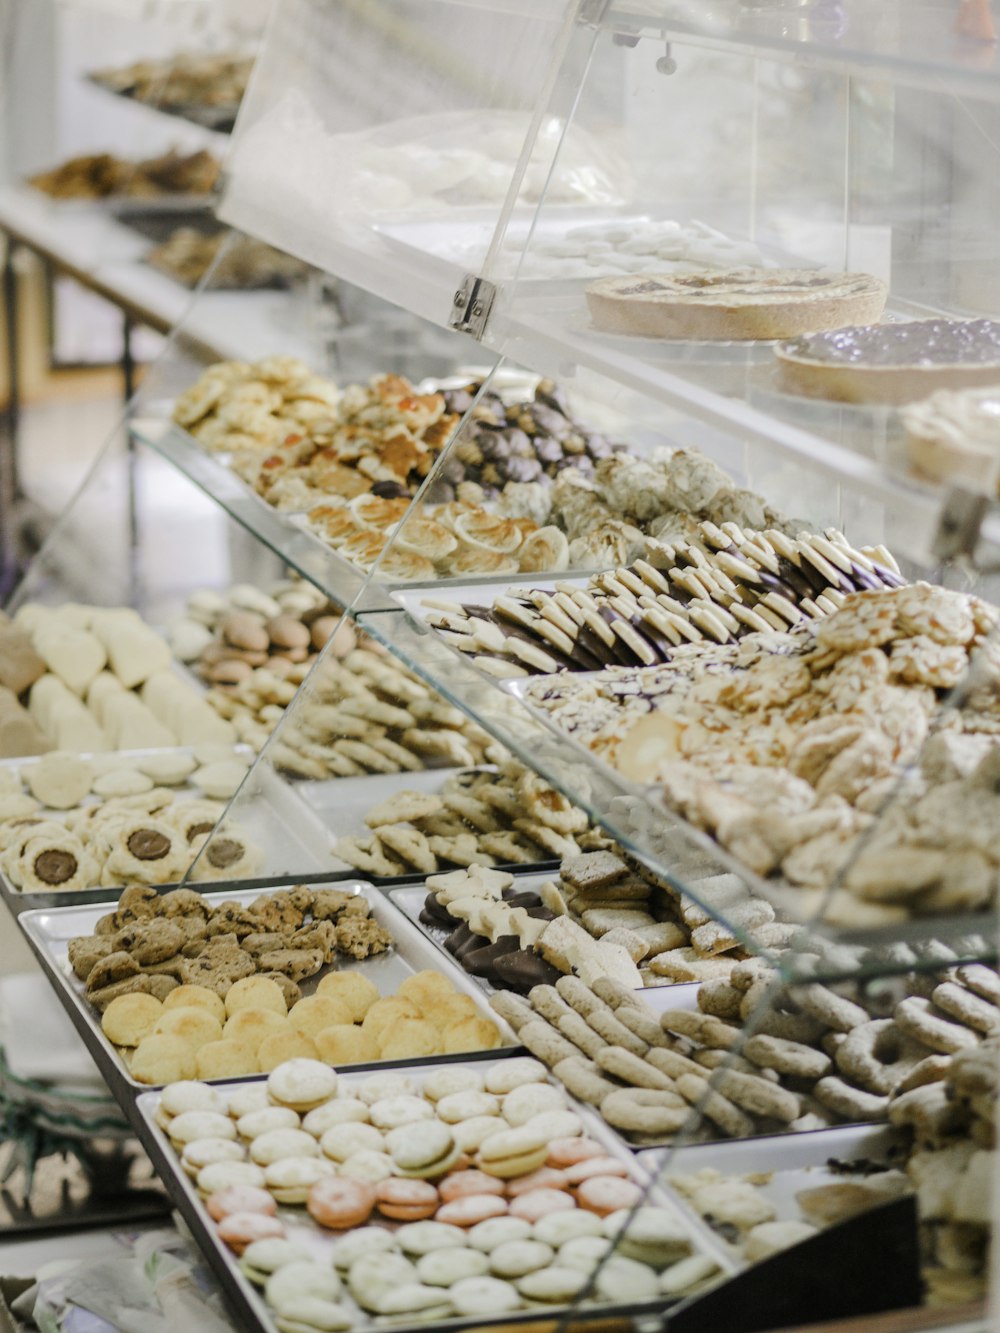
[492,950,562,991]
[465,936,521,977]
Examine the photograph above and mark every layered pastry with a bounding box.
[147,229,308,290]
[90,52,252,116]
[29,148,220,200]
[902,385,1000,494]
[585,268,886,340]
[776,318,1000,404]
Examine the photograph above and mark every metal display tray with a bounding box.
[17,881,518,1100]
[0,751,343,914]
[133,1053,733,1333]
[637,1124,910,1271]
[299,766,558,885]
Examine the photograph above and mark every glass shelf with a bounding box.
[493,302,1000,570]
[356,604,998,985]
[131,417,381,611]
[596,1,1000,100]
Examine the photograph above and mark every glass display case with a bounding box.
[6,1,1000,1329]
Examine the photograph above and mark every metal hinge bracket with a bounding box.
[448,274,497,340]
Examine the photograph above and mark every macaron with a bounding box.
[307,1176,376,1230]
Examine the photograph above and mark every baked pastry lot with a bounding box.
[11,4,1000,1328]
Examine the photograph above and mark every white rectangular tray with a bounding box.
[0,749,342,912]
[18,882,517,1095]
[297,767,555,883]
[637,1123,909,1269]
[133,1054,728,1333]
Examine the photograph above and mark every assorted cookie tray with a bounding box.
[18,882,517,1099]
[133,1053,733,1333]
[389,877,704,1012]
[0,748,343,913]
[300,769,558,884]
[637,1124,910,1271]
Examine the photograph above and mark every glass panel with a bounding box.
[219,0,604,325]
[598,0,1000,100]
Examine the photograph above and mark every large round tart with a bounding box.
[775,318,1000,404]
[584,267,886,340]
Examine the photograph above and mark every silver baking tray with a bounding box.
[133,1054,731,1333]
[637,1123,909,1270]
[390,876,706,1002]
[0,750,343,914]
[18,882,518,1100]
[299,767,558,885]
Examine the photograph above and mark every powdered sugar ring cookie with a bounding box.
[894,997,981,1054]
[596,1046,674,1091]
[813,1075,889,1122]
[790,983,870,1033]
[931,982,1000,1036]
[600,1089,689,1136]
[552,1057,618,1107]
[834,1019,924,1095]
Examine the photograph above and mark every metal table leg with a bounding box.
[1,234,22,600]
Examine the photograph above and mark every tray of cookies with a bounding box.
[305,767,575,883]
[638,1124,910,1271]
[131,1053,731,1333]
[17,882,516,1102]
[0,746,344,913]
[390,868,648,997]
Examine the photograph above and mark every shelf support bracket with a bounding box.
[449,274,497,341]
[933,486,992,565]
[578,0,610,24]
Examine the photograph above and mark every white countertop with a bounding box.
[0,185,322,365]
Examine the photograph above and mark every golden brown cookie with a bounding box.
[315,971,379,1022]
[101,992,163,1047]
[152,1006,224,1052]
[314,1025,379,1066]
[196,1040,259,1080]
[131,1033,197,1085]
[224,975,288,1018]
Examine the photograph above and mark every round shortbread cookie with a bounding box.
[225,976,288,1018]
[102,992,163,1047]
[138,752,198,785]
[483,1058,548,1095]
[250,1128,320,1166]
[449,1276,520,1316]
